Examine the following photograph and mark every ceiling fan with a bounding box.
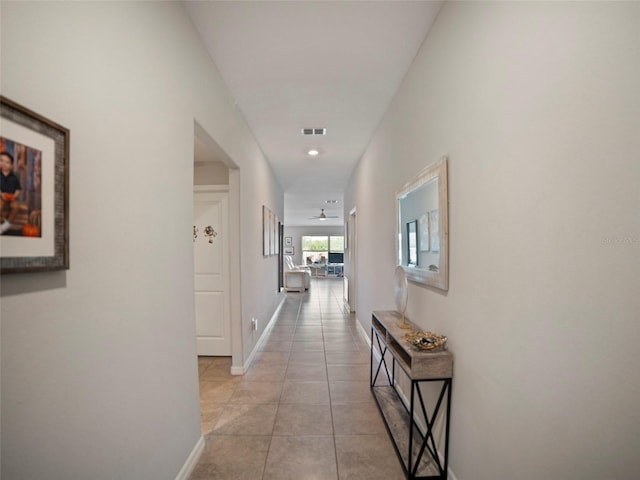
[309,208,338,221]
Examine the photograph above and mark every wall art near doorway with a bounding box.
[263,205,270,256]
[1,96,69,273]
[262,204,280,257]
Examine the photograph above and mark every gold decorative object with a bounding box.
[405,331,447,352]
[204,225,218,243]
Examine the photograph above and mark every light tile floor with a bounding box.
[190,278,405,480]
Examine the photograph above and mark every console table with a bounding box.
[370,311,453,480]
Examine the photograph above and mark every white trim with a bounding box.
[174,435,204,480]
[194,185,228,193]
[193,123,243,371]
[227,170,243,376]
[233,295,286,375]
[355,316,370,347]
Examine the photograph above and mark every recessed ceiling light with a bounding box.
[308,149,319,156]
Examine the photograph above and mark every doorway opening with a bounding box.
[193,122,241,372]
[346,207,357,314]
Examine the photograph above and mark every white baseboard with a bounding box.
[175,435,204,480]
[240,296,286,374]
[355,316,371,347]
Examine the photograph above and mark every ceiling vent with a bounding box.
[301,128,327,136]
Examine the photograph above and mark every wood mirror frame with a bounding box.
[396,156,449,291]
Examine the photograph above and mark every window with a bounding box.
[328,236,344,263]
[301,235,328,264]
[301,235,344,264]
[329,236,344,252]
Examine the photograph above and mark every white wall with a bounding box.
[346,2,640,479]
[0,2,283,479]
[194,161,229,185]
[283,225,344,266]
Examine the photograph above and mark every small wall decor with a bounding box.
[262,205,270,256]
[285,236,292,246]
[204,225,217,243]
[271,213,278,255]
[262,205,280,257]
[193,225,199,241]
[268,209,275,255]
[284,246,294,255]
[429,209,439,253]
[1,96,70,273]
[419,212,430,252]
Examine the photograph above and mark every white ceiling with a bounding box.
[185,1,442,226]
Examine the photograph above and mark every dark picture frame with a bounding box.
[283,246,294,255]
[1,96,69,273]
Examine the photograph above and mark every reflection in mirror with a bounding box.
[397,156,448,290]
[407,220,418,266]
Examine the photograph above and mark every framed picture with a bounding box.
[429,209,440,253]
[268,209,275,255]
[407,220,418,266]
[284,236,292,246]
[274,215,279,255]
[419,213,430,252]
[262,205,270,256]
[1,96,69,273]
[284,246,294,255]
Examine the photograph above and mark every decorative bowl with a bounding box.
[404,331,447,352]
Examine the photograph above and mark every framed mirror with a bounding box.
[396,156,448,290]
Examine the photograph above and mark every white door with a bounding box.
[194,189,231,356]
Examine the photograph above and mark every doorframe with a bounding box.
[348,207,357,313]
[227,169,243,374]
[193,122,243,374]
[278,222,284,290]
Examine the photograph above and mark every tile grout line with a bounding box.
[320,285,344,480]
[196,279,379,480]
[261,291,303,480]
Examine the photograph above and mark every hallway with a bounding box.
[190,278,404,479]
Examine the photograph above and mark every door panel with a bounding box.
[194,190,231,355]
[195,292,224,336]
